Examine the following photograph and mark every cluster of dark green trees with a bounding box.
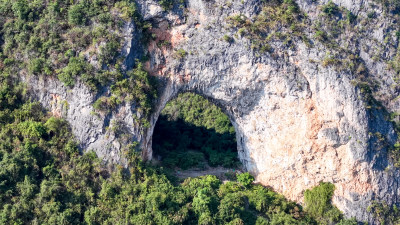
[153,92,238,169]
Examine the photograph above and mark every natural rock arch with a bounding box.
[138,0,400,222]
[140,45,398,223]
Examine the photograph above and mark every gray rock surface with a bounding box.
[24,0,400,223]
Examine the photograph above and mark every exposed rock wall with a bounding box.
[25,0,400,223]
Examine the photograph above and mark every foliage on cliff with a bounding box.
[153,92,238,169]
[304,182,353,225]
[0,0,135,86]
[93,61,158,122]
[227,0,307,53]
[0,0,158,120]
[367,200,400,224]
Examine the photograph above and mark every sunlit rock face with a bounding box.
[26,0,400,223]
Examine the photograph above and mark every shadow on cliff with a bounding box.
[365,106,398,171]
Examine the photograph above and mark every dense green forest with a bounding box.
[153,92,238,169]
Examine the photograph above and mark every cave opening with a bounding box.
[152,92,240,177]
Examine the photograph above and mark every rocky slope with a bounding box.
[23,0,400,223]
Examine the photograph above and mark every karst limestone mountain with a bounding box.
[22,0,400,223]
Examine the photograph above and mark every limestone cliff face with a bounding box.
[25,0,400,223]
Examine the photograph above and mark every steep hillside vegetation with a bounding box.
[0,0,157,121]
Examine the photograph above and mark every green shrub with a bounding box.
[57,57,89,87]
[236,172,254,187]
[223,34,233,43]
[68,4,86,25]
[163,151,206,169]
[284,0,299,13]
[44,117,64,134]
[269,212,298,224]
[218,193,247,223]
[63,141,79,156]
[367,201,400,224]
[322,1,339,16]
[110,62,158,117]
[255,216,269,225]
[93,96,120,113]
[114,1,137,20]
[11,0,30,20]
[175,48,187,59]
[18,120,46,138]
[28,58,45,75]
[304,182,343,224]
[208,150,223,167]
[158,0,174,10]
[314,30,327,41]
[229,14,246,26]
[237,28,246,36]
[337,218,358,225]
[346,10,356,23]
[99,37,120,65]
[260,44,272,53]
[98,12,112,24]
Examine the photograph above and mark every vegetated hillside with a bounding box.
[0,67,363,224]
[0,0,162,164]
[0,73,362,224]
[0,0,157,122]
[1,0,400,223]
[153,92,238,169]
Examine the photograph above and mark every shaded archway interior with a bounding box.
[151,92,240,170]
